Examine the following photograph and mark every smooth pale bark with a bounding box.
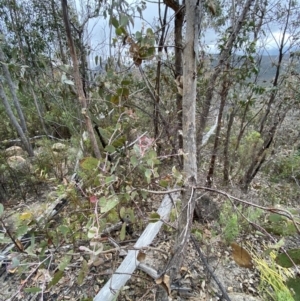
[94,192,179,301]
[0,45,28,134]
[163,0,199,290]
[175,0,198,260]
[0,80,34,156]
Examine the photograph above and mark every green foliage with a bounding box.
[219,200,263,243]
[276,249,300,268]
[238,130,263,166]
[276,290,295,301]
[266,152,300,183]
[253,250,295,301]
[265,213,298,236]
[286,277,300,301]
[219,201,240,243]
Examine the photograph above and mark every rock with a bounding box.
[52,143,66,152]
[228,292,261,301]
[5,146,26,157]
[7,156,28,170]
[34,146,46,157]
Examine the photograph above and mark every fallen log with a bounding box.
[94,191,180,301]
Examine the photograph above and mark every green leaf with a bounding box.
[111,17,119,28]
[77,259,89,285]
[135,31,142,40]
[112,137,126,148]
[58,225,69,237]
[110,95,120,104]
[58,255,72,271]
[146,28,154,35]
[121,79,131,86]
[120,15,129,27]
[130,155,139,167]
[105,175,115,184]
[268,213,285,223]
[100,196,119,213]
[119,207,126,219]
[117,87,129,96]
[115,27,123,36]
[24,287,42,293]
[87,226,98,239]
[269,238,285,250]
[120,222,126,241]
[48,270,64,288]
[11,257,20,269]
[286,276,300,301]
[172,166,183,182]
[148,150,157,159]
[80,157,99,171]
[105,144,115,153]
[159,179,169,188]
[276,248,300,268]
[0,203,3,216]
[0,233,10,243]
[145,169,152,183]
[129,16,134,27]
[137,6,143,18]
[16,225,28,237]
[149,212,161,223]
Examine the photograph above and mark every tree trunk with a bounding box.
[61,0,101,159]
[51,0,67,64]
[154,3,168,156]
[206,66,230,187]
[197,0,255,148]
[174,7,184,168]
[0,81,34,156]
[223,107,235,185]
[164,0,184,168]
[165,0,198,287]
[0,45,28,133]
[30,85,49,136]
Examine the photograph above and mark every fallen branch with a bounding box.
[190,235,231,301]
[197,186,300,234]
[94,192,180,301]
[0,194,68,268]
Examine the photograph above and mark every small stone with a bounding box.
[5,146,26,157]
[52,143,66,152]
[7,156,28,170]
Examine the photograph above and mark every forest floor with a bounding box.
[1,177,300,301]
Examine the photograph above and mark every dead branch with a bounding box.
[191,235,232,301]
[94,192,180,301]
[197,186,300,234]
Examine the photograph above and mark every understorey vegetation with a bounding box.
[0,0,300,300]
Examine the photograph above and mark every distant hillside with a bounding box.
[208,53,297,83]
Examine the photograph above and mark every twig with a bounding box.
[139,188,183,194]
[6,255,52,301]
[190,235,231,301]
[196,186,300,234]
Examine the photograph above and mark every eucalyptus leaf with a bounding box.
[100,196,119,213]
[149,212,160,223]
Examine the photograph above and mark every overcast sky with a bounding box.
[84,0,298,62]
